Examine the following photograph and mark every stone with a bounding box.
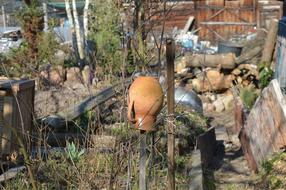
[66,67,81,83]
[82,65,91,85]
[50,65,66,85]
[222,95,234,110]
[213,99,225,112]
[39,65,66,86]
[205,103,215,113]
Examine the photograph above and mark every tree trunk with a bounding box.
[2,6,6,29]
[43,3,48,31]
[65,0,77,56]
[83,0,89,40]
[72,0,85,62]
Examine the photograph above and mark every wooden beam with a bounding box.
[0,166,25,182]
[200,21,256,26]
[260,19,279,65]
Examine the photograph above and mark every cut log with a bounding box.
[237,64,259,78]
[177,53,236,69]
[260,19,279,66]
[191,70,234,92]
[232,68,241,76]
[235,46,262,65]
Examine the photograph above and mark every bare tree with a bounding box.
[83,0,90,40]
[72,0,85,62]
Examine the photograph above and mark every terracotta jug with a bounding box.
[127,76,164,131]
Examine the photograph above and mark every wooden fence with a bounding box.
[0,80,35,156]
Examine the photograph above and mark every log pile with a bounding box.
[175,32,267,94]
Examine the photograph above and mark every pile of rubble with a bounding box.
[174,30,267,113]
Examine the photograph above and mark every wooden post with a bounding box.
[166,38,175,190]
[139,131,147,190]
[2,6,6,29]
[260,19,279,66]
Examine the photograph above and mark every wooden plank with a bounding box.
[182,16,195,34]
[240,79,286,171]
[0,80,35,93]
[1,97,13,154]
[0,166,25,182]
[197,127,216,167]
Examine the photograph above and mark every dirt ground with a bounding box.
[34,82,105,118]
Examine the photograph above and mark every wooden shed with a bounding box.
[149,0,283,42]
[195,0,257,42]
[0,79,35,156]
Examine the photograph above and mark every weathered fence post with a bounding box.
[139,131,147,190]
[166,38,175,190]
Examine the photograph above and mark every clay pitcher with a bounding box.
[127,76,164,131]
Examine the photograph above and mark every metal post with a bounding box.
[2,6,6,29]
[166,38,175,190]
[139,131,147,190]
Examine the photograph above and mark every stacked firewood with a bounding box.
[175,32,266,94]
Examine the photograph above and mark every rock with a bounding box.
[82,65,91,85]
[205,103,215,113]
[39,65,65,86]
[66,67,81,83]
[213,99,225,112]
[222,95,234,110]
[209,94,216,102]
[49,65,66,85]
